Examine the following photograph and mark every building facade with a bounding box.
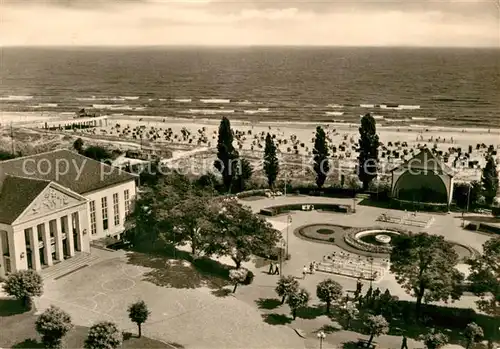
[0,149,137,278]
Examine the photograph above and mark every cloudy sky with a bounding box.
[1,0,498,46]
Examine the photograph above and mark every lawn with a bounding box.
[0,298,177,349]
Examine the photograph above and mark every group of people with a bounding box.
[268,261,280,275]
[302,261,318,279]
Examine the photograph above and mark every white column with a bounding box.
[42,223,53,266]
[28,228,42,271]
[54,219,64,261]
[67,216,75,257]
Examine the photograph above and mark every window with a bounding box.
[101,197,108,231]
[113,193,120,226]
[124,189,130,216]
[90,201,97,235]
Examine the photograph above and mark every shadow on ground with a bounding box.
[125,247,232,289]
[0,299,28,316]
[255,298,282,310]
[262,313,293,325]
[211,288,232,298]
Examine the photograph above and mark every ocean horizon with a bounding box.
[1,46,499,128]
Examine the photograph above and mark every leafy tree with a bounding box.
[169,189,217,257]
[358,113,379,191]
[229,268,248,293]
[35,305,73,349]
[73,138,84,153]
[233,158,253,193]
[364,314,389,347]
[312,126,330,189]
[468,236,500,316]
[82,146,112,162]
[275,275,300,304]
[390,233,464,317]
[464,322,484,349]
[84,321,122,349]
[2,270,43,309]
[482,155,499,205]
[214,116,239,192]
[341,301,359,329]
[264,133,279,189]
[128,300,150,338]
[206,199,281,268]
[453,181,482,209]
[421,330,448,349]
[316,279,343,313]
[286,288,310,320]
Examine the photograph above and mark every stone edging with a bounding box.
[343,227,411,254]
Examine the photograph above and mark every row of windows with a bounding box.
[90,189,130,235]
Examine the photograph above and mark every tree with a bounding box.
[482,155,499,205]
[35,305,73,349]
[206,199,281,268]
[468,236,500,316]
[214,117,239,193]
[73,138,84,153]
[312,126,330,189]
[364,314,389,347]
[2,270,43,309]
[341,301,359,329]
[169,189,217,257]
[233,158,253,193]
[390,233,464,317]
[358,113,379,191]
[264,133,279,189]
[316,279,343,313]
[82,146,112,162]
[84,321,122,349]
[229,268,248,293]
[128,300,150,338]
[464,322,484,349]
[421,330,448,349]
[286,288,309,320]
[275,275,299,304]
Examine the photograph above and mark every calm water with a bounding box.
[1,47,499,127]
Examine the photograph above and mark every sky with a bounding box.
[1,0,499,47]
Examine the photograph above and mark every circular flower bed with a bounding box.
[317,228,336,235]
[297,224,352,243]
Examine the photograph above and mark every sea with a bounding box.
[1,47,499,128]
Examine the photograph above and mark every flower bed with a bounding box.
[259,203,352,216]
[297,224,352,244]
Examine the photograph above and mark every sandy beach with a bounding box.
[2,112,500,184]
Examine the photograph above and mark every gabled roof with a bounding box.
[0,149,137,194]
[390,148,454,177]
[0,175,50,224]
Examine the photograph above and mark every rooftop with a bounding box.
[391,147,454,177]
[0,149,137,195]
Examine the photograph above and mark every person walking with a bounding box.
[268,261,274,274]
[401,335,409,349]
[302,265,308,279]
[274,264,280,275]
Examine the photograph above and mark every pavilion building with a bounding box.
[0,149,137,277]
[390,148,455,208]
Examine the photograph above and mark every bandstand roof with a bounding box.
[390,148,454,177]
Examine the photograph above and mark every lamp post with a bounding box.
[286,214,292,257]
[279,239,286,275]
[368,256,374,288]
[466,182,472,214]
[317,331,326,349]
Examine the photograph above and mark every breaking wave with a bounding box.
[325,111,344,116]
[187,109,235,115]
[0,95,33,101]
[200,98,230,104]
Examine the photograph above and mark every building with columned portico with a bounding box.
[0,149,137,277]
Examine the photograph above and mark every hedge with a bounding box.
[259,203,351,216]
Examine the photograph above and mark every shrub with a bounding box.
[242,270,255,285]
[84,321,122,349]
[35,305,73,349]
[2,270,43,309]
